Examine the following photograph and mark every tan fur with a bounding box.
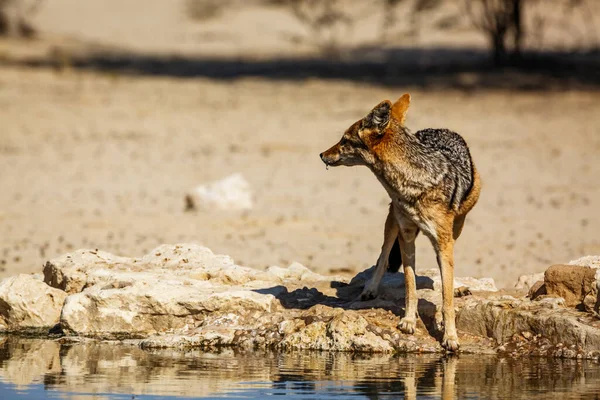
[458,166,481,216]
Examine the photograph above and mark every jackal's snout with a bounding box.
[319,145,341,166]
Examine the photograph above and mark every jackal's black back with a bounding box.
[415,128,474,210]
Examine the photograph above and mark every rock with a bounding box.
[281,310,394,352]
[454,286,472,297]
[584,269,600,316]
[43,249,133,294]
[267,262,331,282]
[349,266,497,301]
[0,274,67,332]
[185,173,252,211]
[60,281,279,338]
[527,280,546,299]
[457,296,600,354]
[514,272,545,290]
[44,244,255,295]
[543,264,597,308]
[44,244,347,340]
[39,244,483,351]
[13,245,600,356]
[569,256,600,269]
[567,256,600,316]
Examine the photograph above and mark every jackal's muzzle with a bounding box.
[319,146,341,167]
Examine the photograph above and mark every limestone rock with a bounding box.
[0,274,67,332]
[25,245,600,355]
[266,262,334,282]
[569,255,600,269]
[40,244,472,350]
[457,296,600,353]
[349,266,497,301]
[43,249,132,294]
[514,272,545,290]
[185,173,252,211]
[44,244,258,295]
[47,244,346,339]
[60,281,279,338]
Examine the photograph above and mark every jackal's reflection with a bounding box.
[1,337,599,399]
[351,356,457,400]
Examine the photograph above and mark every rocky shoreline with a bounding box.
[0,244,599,359]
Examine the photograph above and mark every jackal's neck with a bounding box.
[366,127,433,201]
[368,126,420,171]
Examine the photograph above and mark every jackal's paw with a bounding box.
[398,318,416,334]
[359,286,378,301]
[442,335,460,352]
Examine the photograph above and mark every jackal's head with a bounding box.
[319,93,410,167]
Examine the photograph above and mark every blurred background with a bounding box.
[0,0,598,287]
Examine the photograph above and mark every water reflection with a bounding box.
[0,336,600,399]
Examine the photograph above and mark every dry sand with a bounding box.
[0,0,599,287]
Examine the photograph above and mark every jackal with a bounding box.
[319,94,481,351]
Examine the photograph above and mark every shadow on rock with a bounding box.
[254,266,446,341]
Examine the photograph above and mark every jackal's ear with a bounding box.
[363,100,392,132]
[391,93,411,125]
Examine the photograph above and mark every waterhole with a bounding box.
[1,337,600,399]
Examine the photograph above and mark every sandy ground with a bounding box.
[0,1,599,287]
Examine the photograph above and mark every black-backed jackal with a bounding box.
[320,94,481,351]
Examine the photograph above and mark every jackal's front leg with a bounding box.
[360,205,399,301]
[435,237,459,351]
[397,222,419,334]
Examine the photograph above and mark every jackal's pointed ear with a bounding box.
[363,100,392,133]
[391,93,411,125]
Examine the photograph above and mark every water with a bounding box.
[1,337,600,399]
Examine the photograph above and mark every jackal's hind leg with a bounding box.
[360,205,399,301]
[452,215,466,240]
[435,236,459,351]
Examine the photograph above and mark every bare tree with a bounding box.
[279,0,372,55]
[185,0,595,65]
[464,0,595,65]
[0,0,42,38]
[464,0,523,64]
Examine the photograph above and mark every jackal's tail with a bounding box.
[387,238,402,273]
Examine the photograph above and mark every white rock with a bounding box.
[351,266,497,297]
[43,244,261,295]
[43,244,346,338]
[569,256,600,269]
[60,281,278,337]
[0,274,67,331]
[267,262,347,283]
[30,245,600,354]
[186,173,252,210]
[514,272,545,290]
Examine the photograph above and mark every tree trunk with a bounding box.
[491,30,507,65]
[510,0,523,61]
[0,0,36,38]
[0,4,20,37]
